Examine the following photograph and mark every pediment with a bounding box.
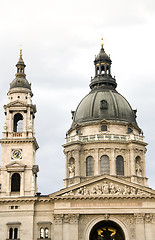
[50,175,155,199]
[6,161,26,171]
[5,100,26,108]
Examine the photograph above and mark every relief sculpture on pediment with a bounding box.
[62,181,152,197]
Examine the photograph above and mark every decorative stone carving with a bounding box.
[54,214,63,224]
[136,162,142,176]
[68,162,75,178]
[126,217,134,225]
[62,214,79,224]
[63,214,70,223]
[103,214,110,220]
[145,213,153,223]
[62,181,152,197]
[70,214,79,224]
[3,122,8,131]
[134,213,145,224]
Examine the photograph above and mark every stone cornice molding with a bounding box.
[0,137,39,150]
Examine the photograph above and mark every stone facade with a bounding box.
[0,48,155,240]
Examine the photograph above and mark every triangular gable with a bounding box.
[6,161,26,171]
[50,175,155,198]
[5,100,26,108]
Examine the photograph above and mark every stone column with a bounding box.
[53,214,63,240]
[134,213,145,240]
[63,214,71,240]
[144,214,154,240]
[74,150,80,177]
[20,172,24,196]
[7,171,10,195]
[110,149,115,175]
[94,148,99,176]
[130,148,135,176]
[69,214,79,240]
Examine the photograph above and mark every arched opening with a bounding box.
[45,228,49,238]
[9,228,13,239]
[14,228,18,239]
[86,156,94,176]
[89,220,125,240]
[100,155,110,175]
[40,227,44,238]
[11,173,20,192]
[116,155,124,175]
[13,113,23,132]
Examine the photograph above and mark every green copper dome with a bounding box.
[71,44,138,129]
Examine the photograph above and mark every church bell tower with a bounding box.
[0,50,39,197]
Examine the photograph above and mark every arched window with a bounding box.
[14,228,18,239]
[100,155,110,175]
[45,228,49,238]
[11,173,20,192]
[86,156,94,176]
[116,155,124,175]
[9,228,13,239]
[40,227,44,238]
[13,113,23,132]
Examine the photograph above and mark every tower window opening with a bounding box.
[100,155,110,174]
[11,173,20,192]
[86,156,94,176]
[14,228,18,239]
[101,125,107,131]
[128,127,133,134]
[100,100,108,109]
[40,227,44,238]
[13,113,23,132]
[9,228,13,239]
[45,228,49,238]
[101,65,105,74]
[116,155,124,175]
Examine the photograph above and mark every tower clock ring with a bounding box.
[12,149,22,160]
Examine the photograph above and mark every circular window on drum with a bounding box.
[90,220,125,240]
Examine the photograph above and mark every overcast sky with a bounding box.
[0,0,155,194]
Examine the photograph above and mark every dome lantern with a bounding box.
[90,39,117,90]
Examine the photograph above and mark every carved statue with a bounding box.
[136,162,142,176]
[102,182,109,194]
[27,93,32,104]
[68,162,75,178]
[110,183,116,194]
[3,122,8,132]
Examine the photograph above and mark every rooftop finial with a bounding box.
[19,48,23,60]
[101,36,104,49]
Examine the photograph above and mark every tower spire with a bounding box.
[15,49,26,78]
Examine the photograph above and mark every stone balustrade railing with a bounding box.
[66,134,144,143]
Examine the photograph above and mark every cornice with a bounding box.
[0,137,39,150]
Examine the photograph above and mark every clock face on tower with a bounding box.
[12,149,22,160]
